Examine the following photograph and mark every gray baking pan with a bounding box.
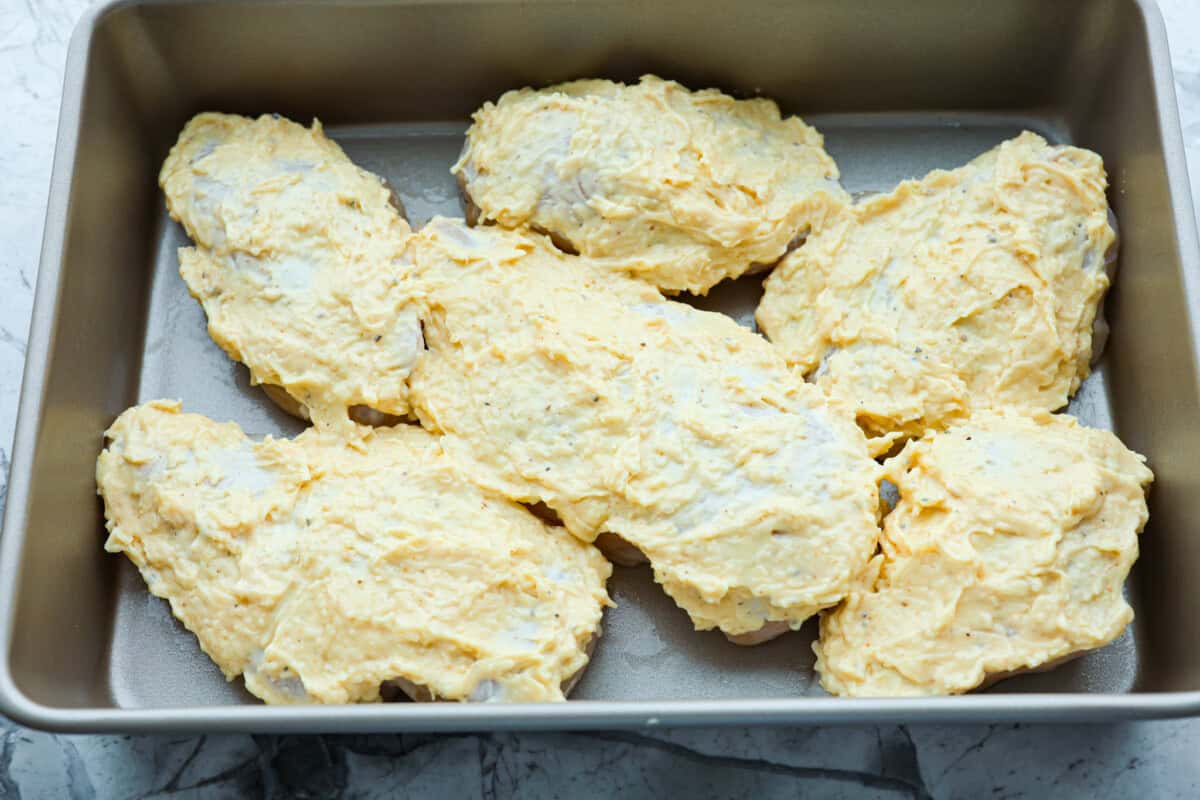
[1,0,1198,733]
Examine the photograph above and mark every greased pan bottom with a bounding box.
[111,115,1134,710]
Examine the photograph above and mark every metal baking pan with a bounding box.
[2,0,1198,733]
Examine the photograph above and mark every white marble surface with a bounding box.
[1,1,1200,797]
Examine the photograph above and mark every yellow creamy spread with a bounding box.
[757,132,1115,454]
[454,75,848,295]
[814,409,1152,697]
[407,218,881,636]
[97,400,611,704]
[122,107,1149,701]
[160,113,424,432]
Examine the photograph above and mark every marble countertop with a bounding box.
[2,1,1199,797]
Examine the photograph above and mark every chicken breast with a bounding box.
[454,75,849,295]
[159,113,423,432]
[814,409,1152,697]
[757,132,1116,455]
[407,218,882,640]
[97,400,611,704]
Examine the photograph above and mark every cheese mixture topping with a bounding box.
[160,113,424,432]
[407,218,881,637]
[124,107,1149,703]
[97,401,611,704]
[757,132,1115,454]
[454,75,848,295]
[814,409,1152,697]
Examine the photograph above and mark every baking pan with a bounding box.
[1,0,1198,733]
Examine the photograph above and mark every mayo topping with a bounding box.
[454,75,848,295]
[814,409,1152,697]
[97,401,611,704]
[160,113,424,432]
[407,218,881,637]
[757,132,1115,454]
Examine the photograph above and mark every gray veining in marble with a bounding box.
[2,0,1200,797]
